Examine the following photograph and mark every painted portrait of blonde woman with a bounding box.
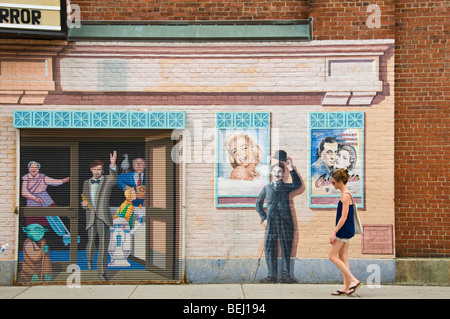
[225,132,262,181]
[216,128,270,207]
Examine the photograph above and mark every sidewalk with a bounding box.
[1,283,449,299]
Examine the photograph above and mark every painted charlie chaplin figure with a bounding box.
[255,151,302,283]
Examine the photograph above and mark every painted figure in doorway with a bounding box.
[21,223,52,282]
[113,188,136,229]
[21,161,70,225]
[81,151,117,282]
[117,157,146,207]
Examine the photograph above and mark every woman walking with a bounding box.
[328,168,361,296]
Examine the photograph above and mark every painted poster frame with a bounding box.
[308,112,365,209]
[215,112,271,208]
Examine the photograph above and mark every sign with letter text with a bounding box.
[0,0,67,37]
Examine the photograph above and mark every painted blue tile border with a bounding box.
[13,110,185,129]
[216,112,271,129]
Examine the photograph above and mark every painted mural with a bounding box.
[4,35,397,287]
[18,142,154,283]
[17,111,367,284]
[215,112,271,207]
[308,112,365,208]
[255,156,303,284]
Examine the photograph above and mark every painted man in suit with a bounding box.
[81,151,117,282]
[311,136,339,180]
[256,158,302,284]
[117,157,145,207]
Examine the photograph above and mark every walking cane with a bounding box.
[251,242,264,283]
[251,223,266,283]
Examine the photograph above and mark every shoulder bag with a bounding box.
[345,192,363,235]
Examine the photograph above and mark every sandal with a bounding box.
[347,281,362,295]
[331,290,347,296]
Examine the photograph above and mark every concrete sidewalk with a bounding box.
[1,283,449,299]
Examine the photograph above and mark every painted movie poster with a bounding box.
[308,112,364,208]
[214,112,271,207]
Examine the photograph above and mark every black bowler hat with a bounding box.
[273,150,287,162]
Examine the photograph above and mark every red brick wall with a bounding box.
[394,0,449,258]
[310,0,395,40]
[71,0,310,21]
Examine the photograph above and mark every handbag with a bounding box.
[353,202,363,234]
[346,192,363,235]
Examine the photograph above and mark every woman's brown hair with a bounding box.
[332,168,350,184]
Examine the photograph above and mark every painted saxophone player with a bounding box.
[255,150,302,284]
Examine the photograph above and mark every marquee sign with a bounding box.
[0,0,67,37]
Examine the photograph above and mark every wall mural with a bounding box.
[255,155,303,284]
[215,112,271,207]
[308,112,365,208]
[17,111,366,283]
[18,142,150,283]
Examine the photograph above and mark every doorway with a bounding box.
[17,130,181,284]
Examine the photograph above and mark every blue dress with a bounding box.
[335,200,355,239]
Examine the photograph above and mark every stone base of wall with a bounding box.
[2,258,449,286]
[395,258,450,286]
[0,261,16,286]
[185,258,396,284]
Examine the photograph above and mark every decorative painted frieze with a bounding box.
[13,110,185,129]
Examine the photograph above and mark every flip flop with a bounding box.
[331,290,347,296]
[347,281,362,295]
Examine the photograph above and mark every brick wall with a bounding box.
[310,0,395,40]
[394,0,449,257]
[71,0,310,21]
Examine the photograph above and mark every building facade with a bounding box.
[0,0,447,285]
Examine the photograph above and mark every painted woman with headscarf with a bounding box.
[21,161,70,225]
